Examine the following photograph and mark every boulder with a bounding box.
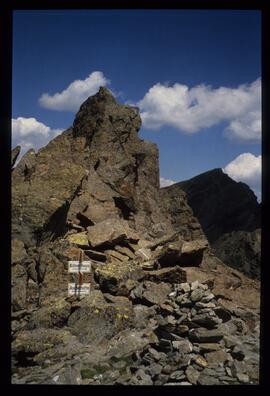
[178,239,208,266]
[191,313,222,329]
[204,350,230,364]
[12,328,78,364]
[189,328,224,343]
[198,343,221,353]
[152,238,183,267]
[105,328,158,360]
[190,288,205,302]
[94,260,144,295]
[11,265,27,311]
[143,266,187,283]
[105,249,130,263]
[68,300,134,345]
[26,298,71,329]
[66,232,89,246]
[12,239,28,265]
[114,245,136,259]
[185,366,200,384]
[140,281,171,306]
[87,218,139,248]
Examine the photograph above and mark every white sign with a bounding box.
[68,261,91,273]
[68,283,90,296]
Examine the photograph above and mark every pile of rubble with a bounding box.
[11,278,259,385]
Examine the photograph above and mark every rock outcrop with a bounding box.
[162,169,261,279]
[11,88,260,385]
[12,145,21,169]
[12,88,174,246]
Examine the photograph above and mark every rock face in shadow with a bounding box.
[161,187,205,242]
[162,169,261,278]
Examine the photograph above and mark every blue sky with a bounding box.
[12,9,261,200]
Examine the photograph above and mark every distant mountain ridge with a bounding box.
[162,168,261,278]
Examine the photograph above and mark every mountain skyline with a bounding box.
[12,9,261,200]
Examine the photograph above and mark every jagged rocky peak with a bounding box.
[12,87,173,249]
[163,168,261,279]
[73,86,141,140]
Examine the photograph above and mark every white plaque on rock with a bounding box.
[68,261,91,273]
[68,283,90,296]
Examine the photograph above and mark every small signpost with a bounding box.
[68,251,91,297]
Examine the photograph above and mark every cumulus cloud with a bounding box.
[223,153,261,201]
[138,78,261,142]
[12,117,63,159]
[160,177,176,188]
[39,71,110,112]
[225,110,261,142]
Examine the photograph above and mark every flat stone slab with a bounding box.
[143,266,187,283]
[189,327,224,343]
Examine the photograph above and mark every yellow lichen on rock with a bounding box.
[67,232,89,246]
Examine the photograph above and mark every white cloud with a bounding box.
[160,177,176,188]
[138,78,261,142]
[223,153,261,201]
[12,117,63,159]
[225,110,261,142]
[39,71,110,112]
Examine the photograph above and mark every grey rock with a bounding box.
[178,381,192,385]
[162,364,173,375]
[190,288,205,302]
[214,306,232,322]
[178,283,191,293]
[185,365,200,384]
[26,299,71,329]
[191,313,222,329]
[231,345,245,361]
[198,343,221,353]
[130,368,153,385]
[144,266,187,284]
[236,373,250,383]
[154,374,169,385]
[141,281,171,306]
[189,327,223,343]
[179,239,209,266]
[147,347,162,362]
[146,363,163,377]
[197,373,220,385]
[172,340,193,354]
[204,350,230,364]
[169,370,186,382]
[12,146,21,168]
[12,239,28,265]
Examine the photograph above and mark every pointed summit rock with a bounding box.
[12,89,172,248]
